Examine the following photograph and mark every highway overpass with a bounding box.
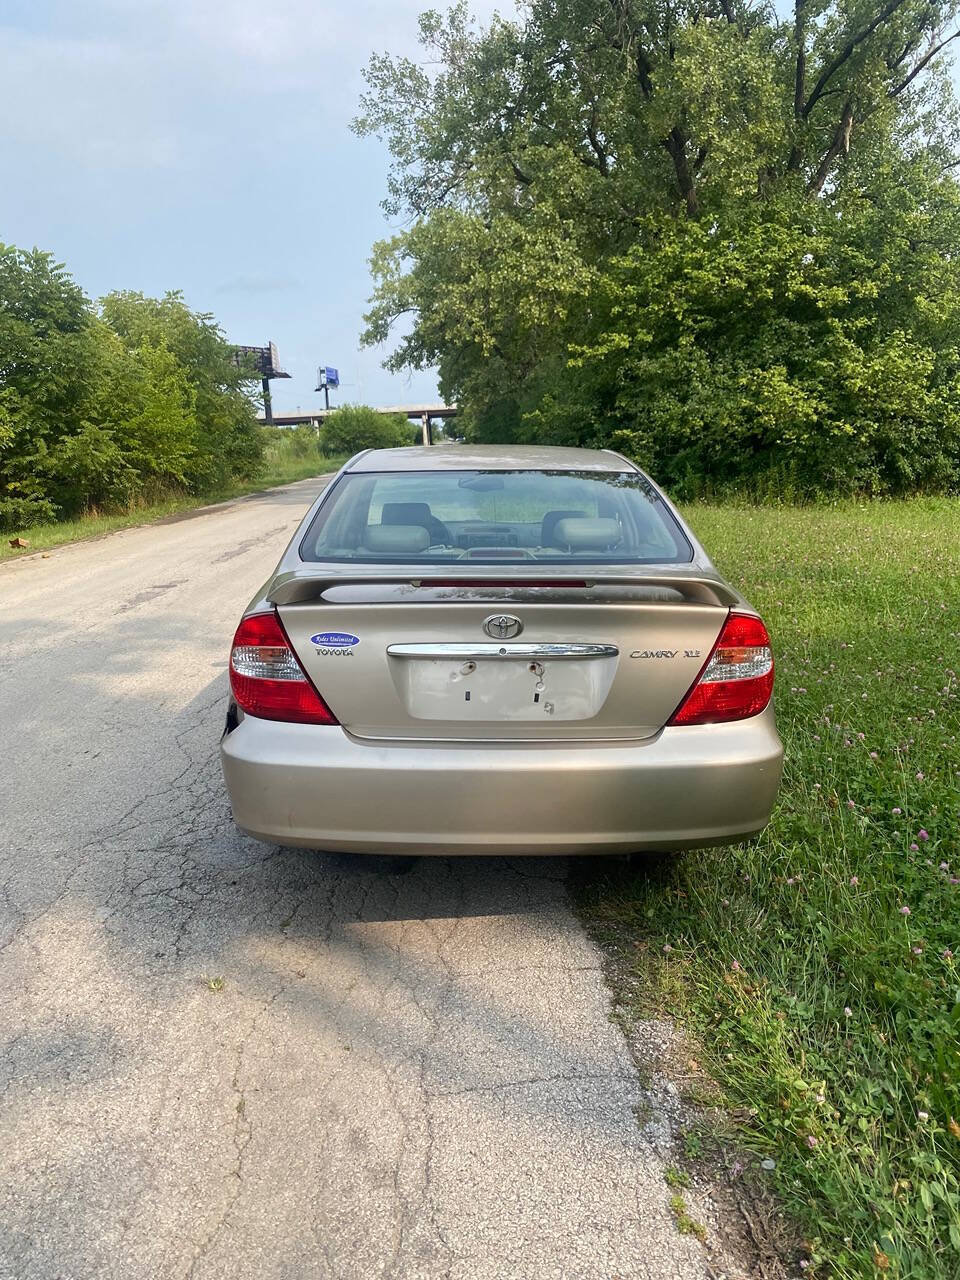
[257,403,457,433]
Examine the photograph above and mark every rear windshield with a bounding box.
[300,470,693,564]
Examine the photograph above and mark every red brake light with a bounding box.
[229,611,338,725]
[425,579,589,588]
[668,612,774,726]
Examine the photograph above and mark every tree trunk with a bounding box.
[664,127,698,216]
[793,0,806,119]
[809,101,854,194]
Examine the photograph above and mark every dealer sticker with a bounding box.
[310,631,360,655]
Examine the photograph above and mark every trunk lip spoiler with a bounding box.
[268,566,739,608]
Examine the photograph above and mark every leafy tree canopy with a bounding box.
[0,245,263,529]
[356,1,960,496]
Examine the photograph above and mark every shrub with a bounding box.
[320,404,411,456]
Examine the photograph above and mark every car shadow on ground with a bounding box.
[76,663,648,1099]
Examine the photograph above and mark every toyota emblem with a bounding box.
[482,613,523,640]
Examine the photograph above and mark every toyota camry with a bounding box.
[220,445,783,855]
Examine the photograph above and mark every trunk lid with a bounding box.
[274,575,731,741]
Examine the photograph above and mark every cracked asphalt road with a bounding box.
[0,477,746,1280]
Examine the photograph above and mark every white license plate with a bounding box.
[392,658,616,722]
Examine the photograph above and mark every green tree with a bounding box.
[100,290,262,488]
[0,246,266,529]
[580,177,960,495]
[91,327,199,495]
[355,1,960,494]
[0,244,95,524]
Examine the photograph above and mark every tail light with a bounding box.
[229,611,338,725]
[668,612,774,726]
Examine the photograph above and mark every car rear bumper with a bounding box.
[219,706,783,855]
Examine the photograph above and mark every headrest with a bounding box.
[363,524,430,554]
[553,517,622,551]
[540,509,586,546]
[381,502,432,525]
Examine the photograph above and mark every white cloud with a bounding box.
[0,1,516,170]
[0,0,517,411]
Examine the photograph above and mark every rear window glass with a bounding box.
[299,470,693,564]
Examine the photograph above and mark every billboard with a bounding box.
[231,343,290,379]
[269,342,285,377]
[323,366,339,388]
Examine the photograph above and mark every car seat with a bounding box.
[381,501,450,545]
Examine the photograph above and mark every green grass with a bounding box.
[0,451,349,561]
[668,1191,708,1241]
[574,498,960,1279]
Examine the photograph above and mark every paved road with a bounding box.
[0,478,745,1280]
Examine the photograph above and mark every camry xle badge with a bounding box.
[630,649,680,659]
[482,613,523,640]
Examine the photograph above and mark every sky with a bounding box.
[0,0,507,414]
